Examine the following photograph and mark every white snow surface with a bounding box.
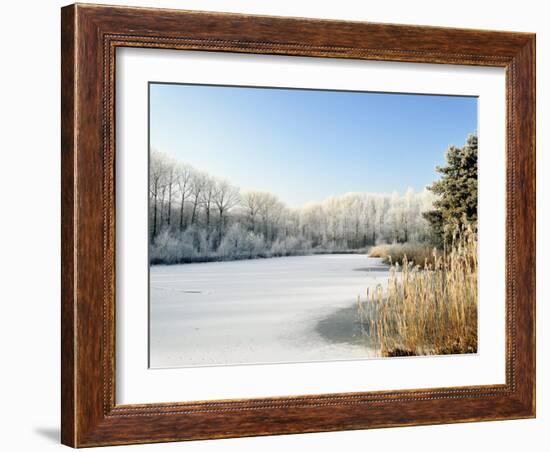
[149,254,390,368]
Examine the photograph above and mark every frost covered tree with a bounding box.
[176,164,193,231]
[214,180,241,245]
[256,192,284,244]
[218,224,263,259]
[241,191,263,232]
[149,150,438,264]
[189,172,205,226]
[149,151,173,238]
[199,175,216,235]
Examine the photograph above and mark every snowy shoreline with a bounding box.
[150,248,369,266]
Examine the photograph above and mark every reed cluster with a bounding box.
[358,228,478,357]
[368,242,438,267]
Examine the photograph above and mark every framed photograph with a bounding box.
[61,3,536,447]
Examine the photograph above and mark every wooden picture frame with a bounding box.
[61,3,535,447]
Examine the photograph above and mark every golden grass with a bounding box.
[359,228,477,357]
[369,243,438,267]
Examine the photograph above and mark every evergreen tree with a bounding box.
[424,133,478,246]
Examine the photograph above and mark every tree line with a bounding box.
[149,150,436,264]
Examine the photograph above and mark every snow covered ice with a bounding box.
[149,254,390,368]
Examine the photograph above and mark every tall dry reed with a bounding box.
[369,242,438,267]
[358,227,478,357]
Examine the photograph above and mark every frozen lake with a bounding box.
[149,254,390,368]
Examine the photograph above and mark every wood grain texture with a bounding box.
[60,5,76,447]
[60,3,536,447]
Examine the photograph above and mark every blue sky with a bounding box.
[150,83,477,208]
